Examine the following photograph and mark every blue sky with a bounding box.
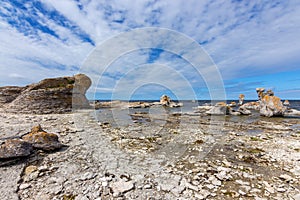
[0,0,300,100]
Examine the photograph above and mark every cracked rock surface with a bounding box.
[0,107,299,199]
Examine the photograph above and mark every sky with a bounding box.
[0,0,300,100]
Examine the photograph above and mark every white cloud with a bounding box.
[0,0,299,99]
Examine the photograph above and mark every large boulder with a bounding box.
[259,95,286,117]
[3,74,91,114]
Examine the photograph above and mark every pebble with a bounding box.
[80,172,97,181]
[19,183,31,190]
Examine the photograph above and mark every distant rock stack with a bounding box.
[256,88,286,117]
[256,88,265,101]
[238,94,245,106]
[160,95,171,106]
[0,74,91,114]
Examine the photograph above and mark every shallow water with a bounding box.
[94,100,300,134]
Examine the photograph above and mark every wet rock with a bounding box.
[0,139,33,159]
[238,106,252,115]
[260,95,286,117]
[22,125,63,151]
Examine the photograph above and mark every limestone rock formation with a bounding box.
[1,74,91,114]
[159,95,183,108]
[0,86,26,106]
[160,95,171,106]
[259,95,286,117]
[206,102,230,115]
[240,102,260,110]
[238,94,245,106]
[22,125,63,151]
[283,100,290,107]
[256,88,265,101]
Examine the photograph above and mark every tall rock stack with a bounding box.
[238,94,245,106]
[0,74,91,114]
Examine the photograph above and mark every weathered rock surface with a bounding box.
[22,125,63,151]
[239,94,245,105]
[0,86,26,106]
[160,94,171,106]
[206,102,229,115]
[240,102,260,110]
[0,139,32,159]
[2,74,91,114]
[238,107,251,115]
[260,95,286,117]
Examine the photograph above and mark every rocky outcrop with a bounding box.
[239,94,245,106]
[256,88,265,101]
[2,74,91,114]
[160,95,171,106]
[283,100,290,107]
[240,102,260,110]
[159,95,183,108]
[0,86,26,106]
[260,95,286,117]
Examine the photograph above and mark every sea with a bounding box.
[93,100,300,131]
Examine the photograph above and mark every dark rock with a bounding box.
[0,86,26,106]
[0,139,33,159]
[22,125,63,151]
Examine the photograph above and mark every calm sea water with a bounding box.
[94,100,300,129]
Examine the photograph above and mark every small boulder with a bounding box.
[238,106,252,115]
[256,88,265,101]
[0,139,33,159]
[22,125,63,151]
[283,100,290,107]
[240,102,260,110]
[206,102,229,115]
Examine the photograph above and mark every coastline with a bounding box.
[1,107,299,199]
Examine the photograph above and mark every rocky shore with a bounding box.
[0,105,299,199]
[0,76,300,199]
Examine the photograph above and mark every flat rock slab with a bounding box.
[0,163,24,200]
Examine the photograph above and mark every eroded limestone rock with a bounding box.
[22,125,63,151]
